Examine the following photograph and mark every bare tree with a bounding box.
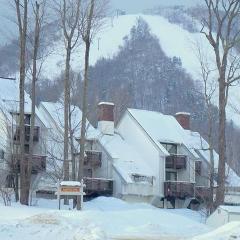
[14,0,29,205]
[77,0,95,188]
[53,0,81,187]
[27,0,45,206]
[77,0,108,179]
[195,42,217,212]
[201,0,240,206]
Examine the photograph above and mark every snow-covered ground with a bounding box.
[1,196,240,239]
[0,197,212,240]
[193,222,240,240]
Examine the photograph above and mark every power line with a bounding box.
[0,77,16,80]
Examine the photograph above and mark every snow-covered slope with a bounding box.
[41,14,240,126]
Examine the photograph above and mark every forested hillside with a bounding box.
[33,18,240,173]
[0,4,239,173]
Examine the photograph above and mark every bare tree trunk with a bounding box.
[201,0,240,208]
[63,45,71,183]
[28,2,41,201]
[208,110,215,212]
[15,0,29,205]
[78,0,95,185]
[215,80,226,206]
[69,104,76,181]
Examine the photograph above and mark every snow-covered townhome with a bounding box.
[0,79,48,187]
[36,101,240,207]
[91,103,240,208]
[37,101,114,197]
[83,103,198,207]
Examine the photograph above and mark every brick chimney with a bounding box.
[175,112,191,130]
[98,102,115,135]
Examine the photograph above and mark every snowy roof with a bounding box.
[39,101,100,140]
[176,112,191,116]
[99,133,153,183]
[184,130,240,187]
[184,130,219,168]
[0,79,48,127]
[126,108,240,187]
[60,181,81,186]
[219,205,240,214]
[127,108,197,157]
[0,78,32,113]
[98,102,115,106]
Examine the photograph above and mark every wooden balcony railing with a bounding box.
[84,151,102,168]
[164,181,194,199]
[12,154,46,174]
[13,125,40,143]
[166,155,187,169]
[84,177,113,196]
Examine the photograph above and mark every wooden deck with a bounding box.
[12,154,46,173]
[164,181,194,199]
[165,155,187,169]
[84,177,113,197]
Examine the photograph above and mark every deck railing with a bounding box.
[12,154,46,173]
[84,151,102,168]
[164,181,194,198]
[84,177,113,196]
[165,155,187,169]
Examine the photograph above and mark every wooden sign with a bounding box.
[56,180,86,210]
[60,186,81,194]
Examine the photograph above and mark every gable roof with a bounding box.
[99,133,153,183]
[0,78,47,126]
[184,130,219,167]
[39,101,100,140]
[127,108,198,158]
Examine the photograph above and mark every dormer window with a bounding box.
[161,143,177,155]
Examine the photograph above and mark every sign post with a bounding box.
[56,180,86,210]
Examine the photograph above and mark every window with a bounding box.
[24,145,29,154]
[83,168,92,178]
[132,174,153,184]
[24,114,31,125]
[166,171,177,181]
[0,149,4,160]
[161,143,177,155]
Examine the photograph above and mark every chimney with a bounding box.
[98,102,115,135]
[175,112,191,130]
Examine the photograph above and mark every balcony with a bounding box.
[195,186,211,201]
[84,177,113,196]
[13,125,40,143]
[12,154,46,174]
[84,151,102,168]
[164,181,194,199]
[166,155,187,169]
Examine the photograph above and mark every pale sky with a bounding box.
[110,0,202,13]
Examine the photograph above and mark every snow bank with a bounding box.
[193,222,240,240]
[0,197,211,240]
